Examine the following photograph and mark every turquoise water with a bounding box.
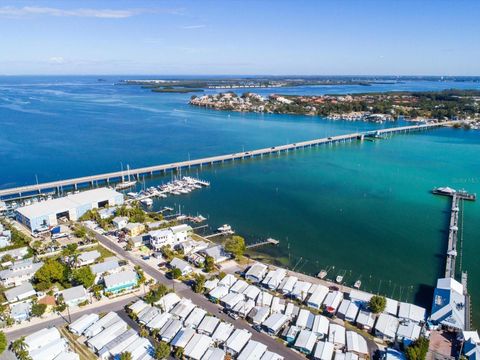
[0,76,479,325]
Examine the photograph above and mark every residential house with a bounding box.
[76,250,101,267]
[10,301,31,322]
[4,282,36,303]
[169,257,193,276]
[430,277,466,331]
[202,245,231,264]
[245,263,268,283]
[104,269,138,294]
[294,329,317,355]
[58,285,88,307]
[125,222,145,237]
[112,216,128,230]
[375,313,399,341]
[0,258,43,287]
[313,341,335,360]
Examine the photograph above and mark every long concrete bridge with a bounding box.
[0,122,454,200]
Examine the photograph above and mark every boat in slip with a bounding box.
[116,164,137,190]
[141,198,153,207]
[217,224,234,234]
[318,270,328,279]
[354,280,362,289]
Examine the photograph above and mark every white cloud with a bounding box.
[0,6,181,19]
[48,56,66,64]
[181,24,206,29]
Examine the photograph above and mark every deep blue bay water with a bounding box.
[0,76,479,324]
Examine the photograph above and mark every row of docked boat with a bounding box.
[127,176,211,206]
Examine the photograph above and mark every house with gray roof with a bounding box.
[4,282,36,303]
[59,285,88,307]
[0,258,43,287]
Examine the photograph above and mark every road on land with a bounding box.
[95,233,306,360]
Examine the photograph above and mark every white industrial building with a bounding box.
[16,188,124,232]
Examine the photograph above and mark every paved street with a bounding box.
[6,295,137,341]
[95,233,306,360]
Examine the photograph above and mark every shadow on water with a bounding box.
[413,283,436,312]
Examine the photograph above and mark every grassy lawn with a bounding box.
[90,244,115,261]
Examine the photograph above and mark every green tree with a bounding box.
[61,243,78,257]
[193,274,206,293]
[1,254,14,263]
[174,346,184,359]
[72,266,95,288]
[119,352,132,360]
[154,341,171,359]
[204,255,215,273]
[368,295,387,313]
[0,331,7,355]
[160,246,174,261]
[34,259,67,288]
[405,337,430,360]
[135,265,146,284]
[10,336,28,356]
[224,235,246,259]
[31,303,47,317]
[170,268,182,279]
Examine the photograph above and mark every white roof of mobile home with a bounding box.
[323,291,343,312]
[225,329,252,354]
[29,337,66,360]
[314,341,335,360]
[261,351,284,360]
[396,322,421,341]
[99,329,138,358]
[202,347,226,360]
[262,313,289,334]
[69,313,100,335]
[138,306,161,325]
[307,284,329,309]
[385,297,399,316]
[77,250,101,264]
[329,323,346,346]
[197,316,220,336]
[375,313,399,338]
[346,331,368,355]
[211,322,235,343]
[204,278,219,291]
[25,327,61,351]
[265,268,287,290]
[209,285,229,300]
[398,302,426,323]
[295,329,317,353]
[349,289,373,304]
[147,312,172,330]
[238,340,267,360]
[122,337,153,360]
[159,318,183,342]
[291,281,312,300]
[4,282,36,302]
[54,352,80,360]
[129,299,149,315]
[256,291,273,307]
[250,306,270,324]
[245,263,268,282]
[279,276,298,294]
[296,309,315,330]
[232,299,256,317]
[84,312,121,338]
[156,292,181,312]
[171,327,196,348]
[218,273,237,288]
[184,307,207,328]
[311,315,329,337]
[59,285,87,304]
[87,320,127,351]
[91,259,120,275]
[183,334,212,360]
[221,292,245,309]
[356,310,375,329]
[170,298,196,320]
[230,279,249,294]
[271,296,285,313]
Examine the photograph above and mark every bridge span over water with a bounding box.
[0,122,454,200]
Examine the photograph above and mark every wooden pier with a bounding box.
[246,238,280,249]
[432,187,476,278]
[0,122,454,200]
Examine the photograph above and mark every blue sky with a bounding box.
[1,0,479,75]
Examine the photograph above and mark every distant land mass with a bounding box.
[189,89,480,126]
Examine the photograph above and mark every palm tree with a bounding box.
[10,336,28,354]
[119,352,132,360]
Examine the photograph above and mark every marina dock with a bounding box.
[0,122,454,200]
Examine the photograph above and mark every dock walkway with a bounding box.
[0,122,453,200]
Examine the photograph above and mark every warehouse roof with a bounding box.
[17,188,122,219]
